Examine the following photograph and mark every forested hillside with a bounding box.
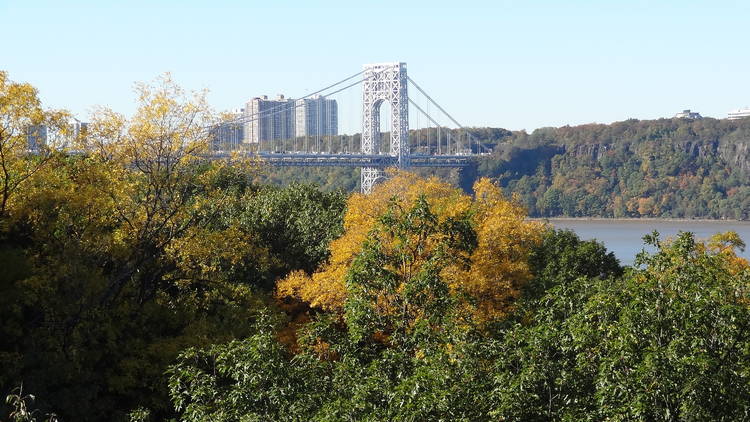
[483,118,750,219]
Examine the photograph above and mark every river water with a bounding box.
[541,219,750,266]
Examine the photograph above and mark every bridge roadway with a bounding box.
[211,152,479,168]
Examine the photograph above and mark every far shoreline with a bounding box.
[527,217,750,224]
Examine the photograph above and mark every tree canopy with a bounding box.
[277,171,543,327]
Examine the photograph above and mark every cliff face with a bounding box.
[681,140,719,159]
[719,140,750,174]
[563,138,749,172]
[564,143,617,161]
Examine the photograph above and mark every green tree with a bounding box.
[166,196,497,421]
[491,232,750,421]
[525,228,622,302]
[595,232,750,420]
[239,183,347,278]
[167,314,329,422]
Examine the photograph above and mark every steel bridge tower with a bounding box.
[360,62,409,193]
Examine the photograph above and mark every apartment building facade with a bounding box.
[243,95,338,144]
[244,95,296,144]
[295,96,338,138]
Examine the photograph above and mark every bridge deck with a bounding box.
[211,152,479,168]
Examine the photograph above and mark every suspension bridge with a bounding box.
[213,62,488,193]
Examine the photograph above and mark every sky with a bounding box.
[3,0,749,132]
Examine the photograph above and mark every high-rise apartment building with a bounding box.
[243,95,296,144]
[241,94,339,146]
[26,117,88,151]
[295,96,338,137]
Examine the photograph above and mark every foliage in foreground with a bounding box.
[277,172,543,327]
[169,178,547,421]
[0,72,346,421]
[168,229,750,421]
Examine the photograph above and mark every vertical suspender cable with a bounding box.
[427,100,430,155]
[415,100,420,154]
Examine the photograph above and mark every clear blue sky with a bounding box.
[3,0,749,131]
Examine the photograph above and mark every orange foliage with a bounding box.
[449,178,544,324]
[276,170,543,325]
[637,197,655,216]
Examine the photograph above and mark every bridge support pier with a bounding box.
[361,167,386,194]
[457,160,479,193]
[360,62,409,193]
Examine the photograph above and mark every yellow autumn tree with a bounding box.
[67,74,259,305]
[0,70,69,221]
[277,170,544,325]
[704,231,750,275]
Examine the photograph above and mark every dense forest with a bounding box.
[483,118,750,219]
[264,119,750,220]
[3,72,750,421]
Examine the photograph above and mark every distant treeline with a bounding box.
[484,118,750,219]
[265,118,750,220]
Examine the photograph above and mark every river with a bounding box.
[541,219,750,266]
